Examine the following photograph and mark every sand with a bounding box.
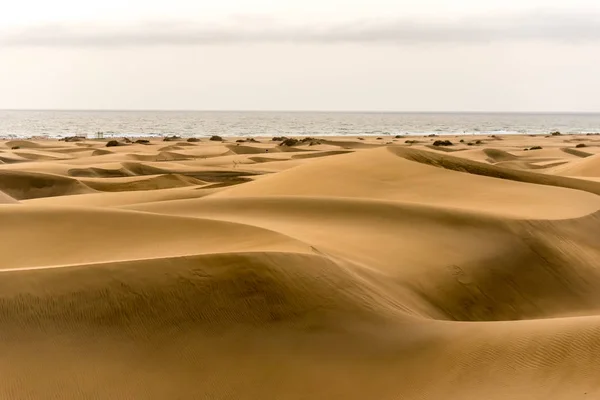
[1,134,600,399]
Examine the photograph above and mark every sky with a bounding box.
[1,0,600,111]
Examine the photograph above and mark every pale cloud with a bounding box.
[2,3,600,111]
[2,11,600,47]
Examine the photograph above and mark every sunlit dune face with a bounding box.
[0,135,600,398]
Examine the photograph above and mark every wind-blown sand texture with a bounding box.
[1,133,600,399]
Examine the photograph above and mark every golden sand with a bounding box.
[1,134,600,399]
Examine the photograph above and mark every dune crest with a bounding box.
[2,136,600,399]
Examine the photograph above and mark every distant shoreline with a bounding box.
[2,109,600,115]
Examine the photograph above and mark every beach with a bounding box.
[1,133,600,399]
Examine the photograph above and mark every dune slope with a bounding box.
[1,137,600,399]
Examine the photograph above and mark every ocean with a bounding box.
[1,110,600,138]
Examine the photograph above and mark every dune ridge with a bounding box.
[1,135,600,399]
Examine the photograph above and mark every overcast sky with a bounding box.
[1,0,600,111]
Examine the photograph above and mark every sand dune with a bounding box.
[291,149,353,159]
[0,169,93,199]
[0,152,30,163]
[561,147,594,158]
[391,146,600,196]
[227,144,280,154]
[1,136,600,399]
[0,205,311,268]
[68,166,135,178]
[483,148,519,162]
[4,139,44,149]
[12,149,75,161]
[24,185,215,207]
[92,148,114,156]
[80,173,207,192]
[551,153,600,177]
[208,146,600,218]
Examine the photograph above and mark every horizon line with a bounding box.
[2,109,600,114]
